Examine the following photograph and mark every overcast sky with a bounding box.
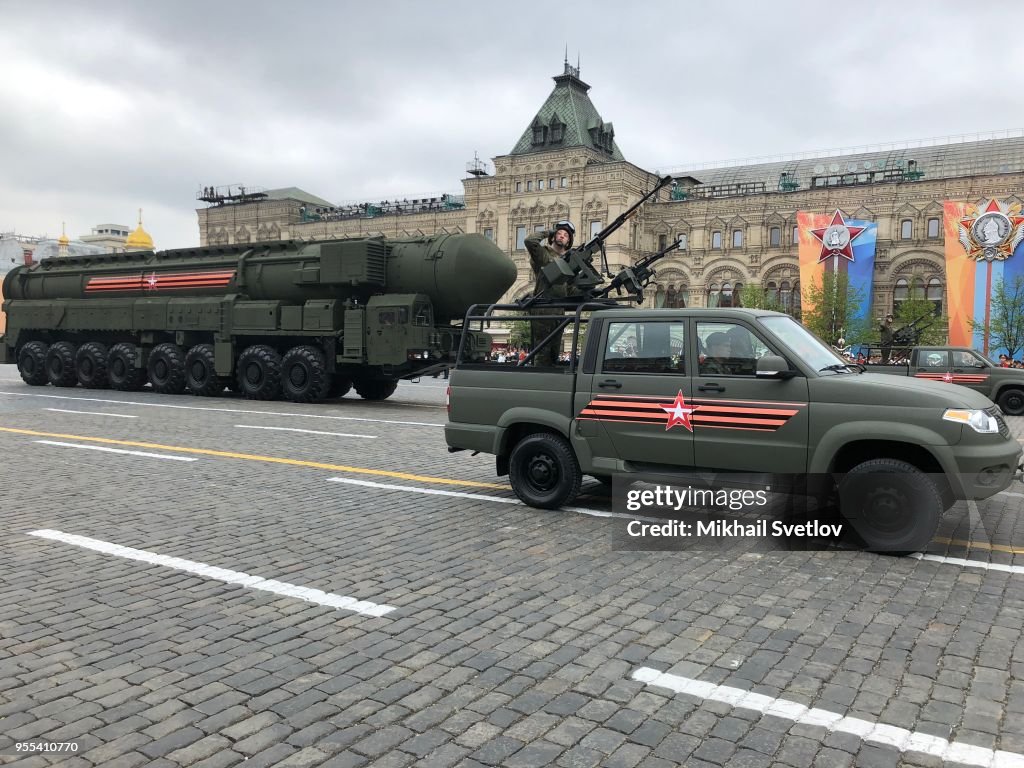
[2,0,1021,248]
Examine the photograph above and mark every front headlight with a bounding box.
[943,408,1000,434]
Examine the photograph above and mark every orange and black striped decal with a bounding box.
[578,391,806,432]
[85,270,236,293]
[914,372,989,385]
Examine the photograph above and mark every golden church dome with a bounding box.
[125,209,154,250]
[58,221,69,246]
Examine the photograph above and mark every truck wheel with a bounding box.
[237,345,282,400]
[281,345,329,403]
[45,342,78,387]
[148,343,186,395]
[327,375,352,399]
[997,388,1024,417]
[185,344,223,397]
[75,342,110,389]
[108,343,146,391]
[17,341,49,386]
[509,432,582,509]
[838,458,941,554]
[354,377,398,401]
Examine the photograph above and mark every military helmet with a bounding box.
[551,220,575,248]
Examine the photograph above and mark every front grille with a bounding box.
[987,406,1011,438]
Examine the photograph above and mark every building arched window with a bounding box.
[707,282,720,307]
[733,281,743,308]
[720,282,733,308]
[766,281,778,305]
[732,229,743,248]
[927,277,943,314]
[894,277,909,313]
[900,219,913,240]
[792,280,801,317]
[780,281,792,312]
[712,231,723,249]
[769,226,781,247]
[677,233,688,250]
[910,276,926,300]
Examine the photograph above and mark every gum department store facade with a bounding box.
[197,64,1024,323]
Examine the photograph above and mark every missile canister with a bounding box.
[1,233,517,403]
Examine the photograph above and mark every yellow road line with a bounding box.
[933,536,1024,555]
[0,426,504,489]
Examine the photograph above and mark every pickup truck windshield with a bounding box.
[759,315,848,373]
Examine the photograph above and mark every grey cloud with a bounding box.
[2,0,1022,247]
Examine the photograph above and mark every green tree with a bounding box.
[509,320,531,349]
[739,283,782,311]
[800,272,869,346]
[969,275,1024,357]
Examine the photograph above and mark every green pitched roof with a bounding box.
[510,63,625,161]
[266,187,335,208]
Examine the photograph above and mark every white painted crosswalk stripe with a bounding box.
[27,529,395,617]
[35,440,197,462]
[632,667,1024,767]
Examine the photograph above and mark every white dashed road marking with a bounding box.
[912,552,1024,575]
[327,477,663,523]
[234,424,377,439]
[27,529,395,617]
[631,667,1024,768]
[35,440,197,462]
[45,408,138,419]
[0,390,445,427]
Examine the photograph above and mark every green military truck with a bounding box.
[446,307,1022,553]
[860,347,1024,416]
[0,234,516,402]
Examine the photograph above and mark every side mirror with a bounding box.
[756,355,796,379]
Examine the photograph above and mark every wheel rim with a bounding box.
[49,358,62,376]
[245,362,263,386]
[1007,394,1024,412]
[190,360,206,382]
[154,359,168,381]
[81,358,93,377]
[112,358,126,378]
[858,482,911,534]
[23,357,36,375]
[289,365,307,388]
[525,452,559,492]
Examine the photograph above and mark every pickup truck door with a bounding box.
[948,349,993,395]
[691,320,810,473]
[911,349,955,383]
[577,318,695,468]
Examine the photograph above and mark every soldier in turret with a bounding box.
[525,220,575,366]
[880,314,894,364]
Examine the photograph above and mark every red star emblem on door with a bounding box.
[809,210,867,263]
[661,390,699,431]
[942,372,954,383]
[145,273,159,290]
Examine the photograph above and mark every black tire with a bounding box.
[108,343,146,391]
[509,432,582,509]
[184,344,223,397]
[75,342,110,388]
[45,341,78,387]
[997,388,1024,417]
[838,458,942,555]
[17,341,49,386]
[354,377,398,401]
[237,345,282,400]
[281,345,329,403]
[326,375,352,399]
[148,343,186,395]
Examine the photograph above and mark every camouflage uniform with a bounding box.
[525,229,569,367]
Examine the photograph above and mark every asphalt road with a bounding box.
[2,364,1024,768]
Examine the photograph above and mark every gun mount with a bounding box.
[519,175,674,308]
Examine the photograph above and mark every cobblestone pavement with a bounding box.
[1,364,1023,768]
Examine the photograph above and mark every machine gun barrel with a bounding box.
[595,238,682,302]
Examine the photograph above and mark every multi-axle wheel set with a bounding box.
[16,340,398,402]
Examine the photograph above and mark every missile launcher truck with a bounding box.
[0,233,517,402]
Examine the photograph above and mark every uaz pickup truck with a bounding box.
[860,347,1024,416]
[446,307,1022,553]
